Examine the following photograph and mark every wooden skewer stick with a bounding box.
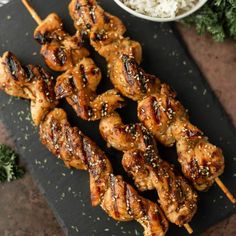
[215,177,236,204]
[21,0,42,25]
[184,223,193,234]
[20,0,204,234]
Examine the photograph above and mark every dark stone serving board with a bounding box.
[0,0,235,235]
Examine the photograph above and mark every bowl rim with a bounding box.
[113,0,208,22]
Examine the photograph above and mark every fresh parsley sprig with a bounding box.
[0,144,24,182]
[183,0,236,42]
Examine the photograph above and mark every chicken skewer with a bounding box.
[0,51,169,236]
[21,1,196,232]
[68,0,235,203]
[22,1,125,122]
[100,112,198,228]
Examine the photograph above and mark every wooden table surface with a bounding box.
[0,23,235,236]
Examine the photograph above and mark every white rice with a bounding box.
[122,0,199,18]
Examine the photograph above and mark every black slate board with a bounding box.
[0,0,236,235]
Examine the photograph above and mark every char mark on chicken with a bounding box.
[40,108,169,236]
[69,0,225,192]
[34,13,89,71]
[0,51,57,125]
[55,57,125,121]
[100,112,198,226]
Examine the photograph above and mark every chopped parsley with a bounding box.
[0,144,24,182]
[183,0,236,42]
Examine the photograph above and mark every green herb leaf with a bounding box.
[182,0,236,42]
[0,144,24,182]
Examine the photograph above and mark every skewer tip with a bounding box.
[21,0,42,25]
[215,177,236,204]
[184,223,193,234]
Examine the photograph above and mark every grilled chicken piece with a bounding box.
[100,112,197,226]
[40,108,168,236]
[55,57,125,120]
[138,84,187,146]
[0,52,57,125]
[69,0,126,50]
[69,0,105,35]
[98,38,142,65]
[102,174,168,236]
[110,55,161,101]
[34,13,89,71]
[138,84,225,191]
[40,108,112,205]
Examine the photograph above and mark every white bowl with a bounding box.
[113,0,208,22]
